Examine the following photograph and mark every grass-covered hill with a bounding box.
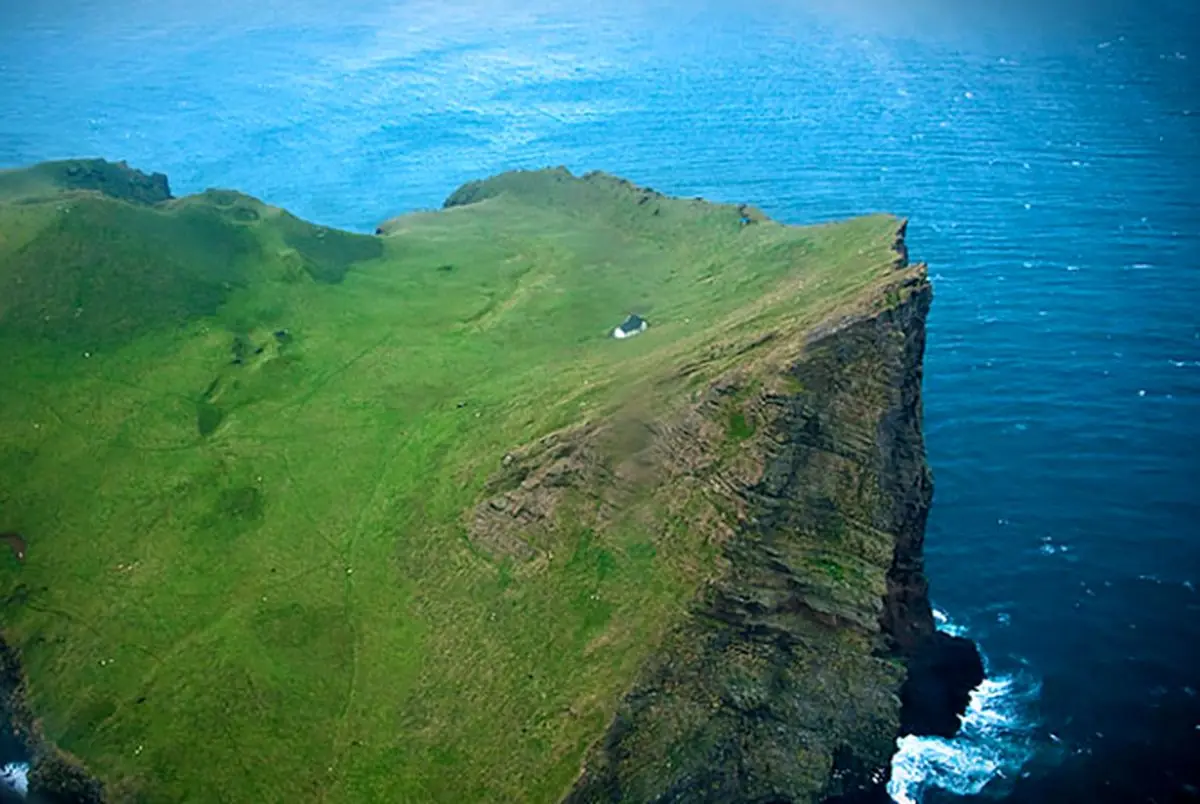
[0,159,923,802]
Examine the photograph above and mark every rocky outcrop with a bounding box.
[564,270,982,803]
[899,632,984,740]
[53,159,171,205]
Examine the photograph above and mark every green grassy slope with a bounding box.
[0,161,911,802]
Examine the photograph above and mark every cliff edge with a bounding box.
[559,263,982,803]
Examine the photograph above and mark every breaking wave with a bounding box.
[0,762,27,799]
[888,611,1040,803]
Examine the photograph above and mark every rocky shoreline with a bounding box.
[0,640,104,804]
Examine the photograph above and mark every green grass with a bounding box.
[726,411,756,441]
[812,557,848,583]
[0,161,912,802]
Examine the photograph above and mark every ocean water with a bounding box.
[2,1,1198,801]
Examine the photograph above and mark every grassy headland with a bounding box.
[0,160,916,802]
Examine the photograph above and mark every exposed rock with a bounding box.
[0,639,105,803]
[564,272,981,803]
[891,220,910,269]
[899,631,985,739]
[55,159,171,205]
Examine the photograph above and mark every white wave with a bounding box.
[0,762,28,798]
[888,611,1040,803]
[931,608,969,638]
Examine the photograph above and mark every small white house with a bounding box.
[612,313,648,340]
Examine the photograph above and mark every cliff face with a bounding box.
[565,273,981,803]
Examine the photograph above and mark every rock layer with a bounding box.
[565,275,982,803]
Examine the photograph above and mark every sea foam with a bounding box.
[888,611,1040,803]
[0,762,28,798]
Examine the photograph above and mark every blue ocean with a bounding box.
[2,1,1198,800]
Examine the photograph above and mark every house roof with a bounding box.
[618,314,646,332]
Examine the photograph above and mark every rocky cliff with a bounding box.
[562,267,982,803]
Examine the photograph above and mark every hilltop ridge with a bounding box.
[0,159,171,206]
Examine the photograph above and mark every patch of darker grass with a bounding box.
[497,558,514,591]
[727,410,755,441]
[56,696,118,755]
[218,485,264,522]
[566,530,617,581]
[1,532,26,563]
[0,204,256,344]
[812,557,846,583]
[565,529,618,640]
[626,541,657,563]
[277,213,383,283]
[196,401,224,437]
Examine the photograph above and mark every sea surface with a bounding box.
[2,1,1198,801]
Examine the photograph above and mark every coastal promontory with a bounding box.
[0,160,979,802]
